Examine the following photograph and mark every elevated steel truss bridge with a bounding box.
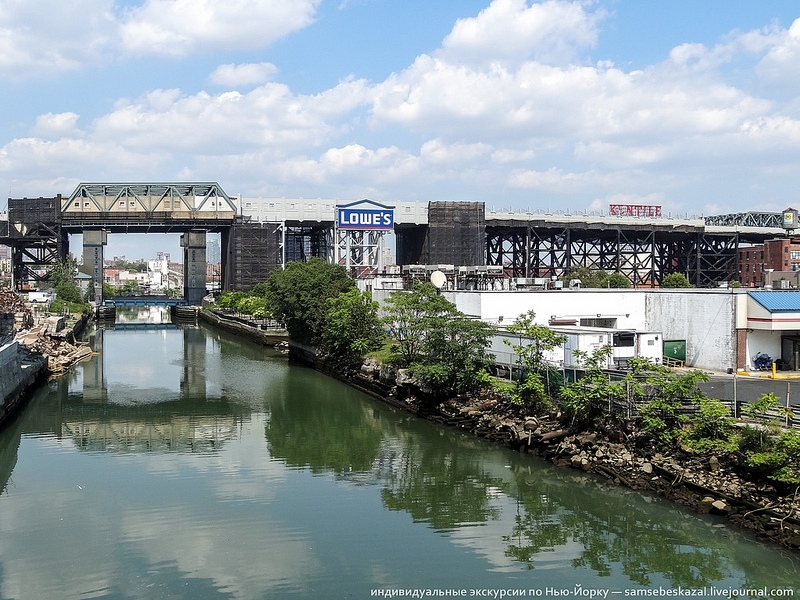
[0,184,792,294]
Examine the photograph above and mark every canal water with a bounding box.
[0,309,798,599]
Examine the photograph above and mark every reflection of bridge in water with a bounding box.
[104,322,178,331]
[62,409,238,453]
[59,323,248,453]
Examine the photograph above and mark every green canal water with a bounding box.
[0,311,798,599]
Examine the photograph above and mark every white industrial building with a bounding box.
[374,286,800,374]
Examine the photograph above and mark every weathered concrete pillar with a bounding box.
[181,230,207,305]
[80,230,107,303]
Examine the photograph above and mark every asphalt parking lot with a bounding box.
[699,374,800,409]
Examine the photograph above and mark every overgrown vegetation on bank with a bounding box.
[216,259,799,488]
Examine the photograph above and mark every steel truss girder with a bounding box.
[487,225,741,288]
[9,221,67,290]
[687,232,739,288]
[704,212,782,228]
[64,182,237,213]
[486,227,527,276]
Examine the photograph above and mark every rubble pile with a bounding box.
[16,325,93,376]
[0,288,92,377]
[0,289,33,331]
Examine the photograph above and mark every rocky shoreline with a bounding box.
[298,351,800,553]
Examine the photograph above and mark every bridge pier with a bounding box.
[181,230,207,305]
[81,229,107,303]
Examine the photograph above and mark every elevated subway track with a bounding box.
[1,188,793,293]
[59,211,236,234]
[482,213,782,288]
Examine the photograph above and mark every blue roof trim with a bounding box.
[749,291,800,312]
[337,199,394,210]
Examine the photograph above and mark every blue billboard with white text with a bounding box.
[337,200,394,230]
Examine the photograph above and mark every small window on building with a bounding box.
[613,333,635,347]
[785,260,790,267]
[74,202,79,208]
[761,251,765,260]
[746,251,750,259]
[746,264,750,272]
[83,202,90,208]
[647,339,655,346]
[129,201,136,208]
[119,201,125,208]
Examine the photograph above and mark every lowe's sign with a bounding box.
[337,199,395,230]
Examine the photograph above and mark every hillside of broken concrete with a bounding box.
[0,289,92,428]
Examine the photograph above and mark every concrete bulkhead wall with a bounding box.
[0,341,46,424]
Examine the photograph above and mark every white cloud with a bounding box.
[754,18,800,90]
[6,1,800,211]
[0,0,117,77]
[119,0,322,57]
[209,63,278,87]
[439,0,605,68]
[0,0,321,78]
[31,113,83,139]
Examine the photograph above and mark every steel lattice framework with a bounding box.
[485,220,752,287]
[704,212,784,228]
[64,182,236,213]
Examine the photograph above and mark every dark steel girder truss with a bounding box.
[10,221,67,289]
[486,226,741,287]
[704,212,782,228]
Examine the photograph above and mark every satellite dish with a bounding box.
[430,270,447,289]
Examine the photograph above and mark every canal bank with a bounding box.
[0,311,92,430]
[282,336,800,553]
[199,308,288,347]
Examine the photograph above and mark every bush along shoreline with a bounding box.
[290,344,800,554]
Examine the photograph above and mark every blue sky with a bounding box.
[3,0,800,259]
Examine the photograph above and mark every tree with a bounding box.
[265,258,355,345]
[48,256,83,304]
[563,266,608,288]
[636,364,709,443]
[382,282,458,366]
[503,310,566,409]
[411,316,496,397]
[383,282,496,397]
[321,289,385,366]
[662,273,692,288]
[599,272,631,289]
[559,346,624,426]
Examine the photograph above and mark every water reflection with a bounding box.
[0,322,797,599]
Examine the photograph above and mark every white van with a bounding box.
[28,290,55,304]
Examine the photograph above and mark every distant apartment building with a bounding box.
[739,238,800,287]
[206,239,221,265]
